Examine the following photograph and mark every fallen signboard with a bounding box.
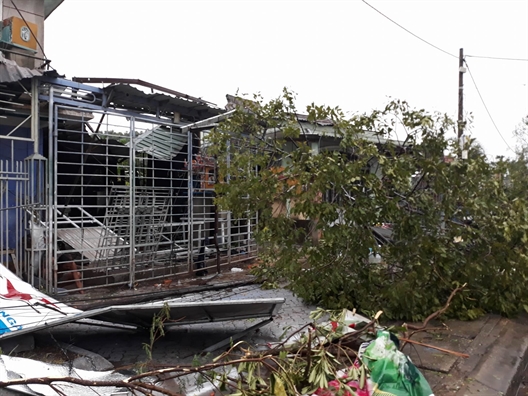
[0,264,284,340]
[0,264,82,337]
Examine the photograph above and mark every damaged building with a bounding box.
[0,1,257,295]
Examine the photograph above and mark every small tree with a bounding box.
[208,91,528,320]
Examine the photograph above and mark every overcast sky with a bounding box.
[45,0,528,158]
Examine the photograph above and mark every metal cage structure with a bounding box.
[0,76,258,295]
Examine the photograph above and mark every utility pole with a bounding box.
[458,48,465,140]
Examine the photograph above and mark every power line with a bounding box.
[466,55,528,62]
[361,0,457,59]
[465,60,514,153]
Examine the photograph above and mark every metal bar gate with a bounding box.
[43,103,257,294]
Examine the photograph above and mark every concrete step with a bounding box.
[413,314,528,395]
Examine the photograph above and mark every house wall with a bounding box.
[1,0,46,68]
[0,125,43,252]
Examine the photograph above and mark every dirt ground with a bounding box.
[12,345,80,365]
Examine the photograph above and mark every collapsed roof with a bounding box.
[73,77,224,123]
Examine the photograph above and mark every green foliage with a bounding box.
[142,303,171,362]
[208,91,528,320]
[209,308,373,396]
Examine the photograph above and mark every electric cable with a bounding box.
[464,60,515,152]
[361,0,457,59]
[466,55,528,62]
[362,1,528,65]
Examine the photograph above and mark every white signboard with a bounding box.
[0,264,81,337]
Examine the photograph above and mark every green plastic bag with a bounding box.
[362,331,434,396]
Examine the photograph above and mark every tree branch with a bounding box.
[0,376,181,396]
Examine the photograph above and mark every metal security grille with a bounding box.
[47,103,257,294]
[95,186,170,268]
[0,159,27,277]
[0,148,48,290]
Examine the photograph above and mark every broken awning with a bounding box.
[0,264,284,340]
[0,54,42,83]
[132,126,188,160]
[87,298,284,328]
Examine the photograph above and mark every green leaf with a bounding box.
[273,374,287,396]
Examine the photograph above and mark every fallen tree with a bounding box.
[207,91,528,320]
[0,290,468,396]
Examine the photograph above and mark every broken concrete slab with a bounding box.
[424,314,528,396]
[467,315,528,396]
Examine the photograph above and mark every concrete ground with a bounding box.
[403,314,528,395]
[518,379,528,396]
[19,283,528,395]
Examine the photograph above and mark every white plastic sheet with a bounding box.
[0,355,127,395]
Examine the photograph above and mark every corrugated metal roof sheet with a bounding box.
[132,127,188,160]
[76,78,214,105]
[0,263,284,341]
[268,124,406,147]
[296,114,334,126]
[0,54,41,83]
[105,84,223,121]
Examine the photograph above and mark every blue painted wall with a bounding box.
[0,126,44,250]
